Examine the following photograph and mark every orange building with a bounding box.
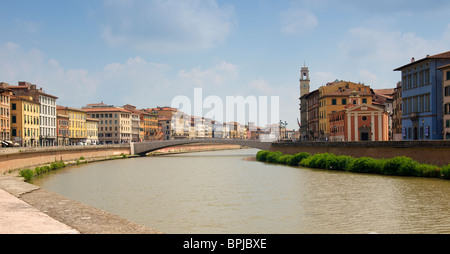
[124,105,160,141]
[57,114,70,146]
[329,103,389,141]
[0,83,12,142]
[319,81,373,140]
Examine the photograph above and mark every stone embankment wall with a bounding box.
[0,145,131,174]
[272,141,450,166]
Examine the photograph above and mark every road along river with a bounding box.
[33,148,450,234]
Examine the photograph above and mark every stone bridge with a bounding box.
[132,139,272,156]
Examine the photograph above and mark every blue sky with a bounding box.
[1,0,450,130]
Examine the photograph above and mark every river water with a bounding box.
[33,148,450,234]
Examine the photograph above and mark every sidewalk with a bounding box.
[0,175,79,234]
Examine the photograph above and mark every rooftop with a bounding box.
[437,63,450,70]
[394,50,450,71]
[56,105,86,113]
[7,81,58,99]
[83,107,131,113]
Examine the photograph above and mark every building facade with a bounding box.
[159,117,172,140]
[11,95,40,147]
[306,89,319,140]
[8,81,58,146]
[83,106,132,144]
[56,106,87,145]
[0,83,11,142]
[86,117,99,145]
[329,104,389,141]
[57,114,70,146]
[372,89,394,140]
[318,81,373,140]
[394,51,450,140]
[392,82,403,141]
[438,64,450,139]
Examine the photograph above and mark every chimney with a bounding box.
[31,84,37,90]
[411,57,415,63]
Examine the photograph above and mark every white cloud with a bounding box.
[247,78,274,95]
[314,71,336,87]
[177,61,238,88]
[336,24,450,87]
[358,69,378,86]
[0,42,172,107]
[0,42,247,109]
[14,19,41,34]
[101,0,236,52]
[280,8,318,35]
[339,25,450,67]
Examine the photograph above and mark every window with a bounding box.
[342,99,347,105]
[11,115,16,124]
[419,95,424,113]
[412,96,418,113]
[424,69,430,84]
[362,98,367,104]
[424,94,430,112]
[11,103,16,110]
[413,73,418,88]
[407,75,412,89]
[445,103,450,115]
[419,71,424,86]
[447,71,450,81]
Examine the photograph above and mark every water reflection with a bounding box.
[34,149,450,234]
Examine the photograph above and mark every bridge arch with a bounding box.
[132,139,272,156]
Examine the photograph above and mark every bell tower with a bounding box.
[300,64,310,97]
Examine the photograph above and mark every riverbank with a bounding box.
[0,174,163,234]
[256,150,450,180]
[0,144,244,234]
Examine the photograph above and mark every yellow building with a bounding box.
[10,95,40,147]
[318,81,373,140]
[57,106,87,145]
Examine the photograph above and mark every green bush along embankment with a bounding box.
[256,150,450,180]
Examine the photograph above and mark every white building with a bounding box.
[39,93,58,146]
[8,82,58,146]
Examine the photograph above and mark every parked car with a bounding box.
[1,140,13,147]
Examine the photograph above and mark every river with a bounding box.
[33,148,450,234]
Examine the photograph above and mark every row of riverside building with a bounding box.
[299,50,450,141]
[0,81,267,147]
